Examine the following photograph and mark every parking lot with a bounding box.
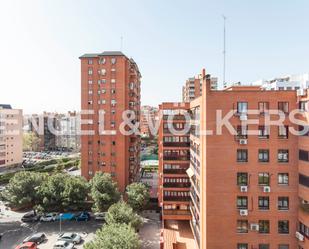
[0,204,160,249]
[0,219,100,249]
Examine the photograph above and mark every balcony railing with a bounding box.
[163,168,188,174]
[163,182,191,188]
[163,115,187,120]
[163,196,191,202]
[163,155,190,161]
[163,142,190,147]
[163,210,191,216]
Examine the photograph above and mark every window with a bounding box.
[99,58,106,64]
[111,99,116,106]
[112,141,116,146]
[278,150,289,162]
[278,173,289,185]
[88,90,93,95]
[258,196,269,210]
[237,220,248,233]
[299,101,307,111]
[99,69,106,76]
[258,173,270,186]
[237,102,248,114]
[258,126,269,139]
[111,79,116,83]
[299,150,309,161]
[237,173,248,186]
[278,102,289,114]
[88,59,93,65]
[88,68,93,75]
[259,102,269,114]
[300,174,309,188]
[111,89,116,94]
[278,245,289,249]
[278,197,289,210]
[111,58,116,64]
[237,244,248,249]
[259,245,269,249]
[278,126,288,139]
[88,80,93,84]
[236,125,248,139]
[237,149,248,162]
[278,220,289,234]
[259,220,270,233]
[237,196,248,209]
[258,149,269,162]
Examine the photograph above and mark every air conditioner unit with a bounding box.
[263,186,271,193]
[239,209,248,216]
[240,186,248,192]
[250,224,259,231]
[296,231,305,242]
[239,139,247,145]
[297,89,305,96]
[239,114,247,121]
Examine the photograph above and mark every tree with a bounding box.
[37,174,89,212]
[126,182,150,211]
[106,201,142,231]
[84,223,140,249]
[23,132,41,151]
[1,171,46,209]
[62,176,89,210]
[90,172,121,212]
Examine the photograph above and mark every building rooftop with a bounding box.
[79,51,126,58]
[0,104,12,109]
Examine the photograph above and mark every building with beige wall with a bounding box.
[0,104,23,168]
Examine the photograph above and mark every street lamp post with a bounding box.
[59,213,62,234]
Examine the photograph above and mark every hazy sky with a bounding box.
[1,0,309,114]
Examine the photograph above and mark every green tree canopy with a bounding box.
[37,174,89,212]
[106,201,142,231]
[90,172,121,212]
[23,132,41,151]
[1,171,46,208]
[84,223,140,249]
[126,182,150,211]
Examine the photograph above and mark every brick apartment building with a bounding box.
[140,105,159,138]
[182,74,218,102]
[0,104,23,168]
[79,51,141,192]
[159,69,309,249]
[158,102,191,221]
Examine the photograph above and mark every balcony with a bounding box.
[163,182,191,188]
[163,210,191,216]
[163,196,190,202]
[163,155,190,161]
[163,142,190,147]
[163,168,188,174]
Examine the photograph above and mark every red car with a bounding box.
[15,242,37,249]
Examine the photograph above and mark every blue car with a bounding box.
[75,212,91,221]
[56,213,75,221]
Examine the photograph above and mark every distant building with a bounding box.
[0,104,23,167]
[140,105,159,138]
[182,72,218,102]
[55,111,80,152]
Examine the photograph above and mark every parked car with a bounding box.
[55,213,75,221]
[40,213,58,222]
[75,211,90,221]
[94,212,106,221]
[53,241,74,249]
[21,211,40,223]
[23,233,46,244]
[15,242,38,249]
[58,233,81,244]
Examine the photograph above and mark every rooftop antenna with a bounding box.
[120,36,123,51]
[222,15,227,88]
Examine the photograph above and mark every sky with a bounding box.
[0,0,309,114]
